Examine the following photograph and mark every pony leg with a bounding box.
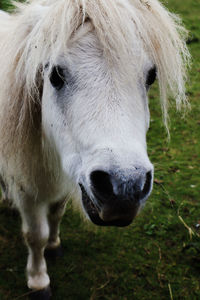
[20,203,50,291]
[46,199,67,252]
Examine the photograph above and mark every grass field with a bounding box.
[0,0,200,299]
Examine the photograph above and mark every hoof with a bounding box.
[29,286,52,300]
[44,245,64,260]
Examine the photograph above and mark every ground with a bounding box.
[0,0,200,299]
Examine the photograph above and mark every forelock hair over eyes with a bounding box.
[0,0,191,146]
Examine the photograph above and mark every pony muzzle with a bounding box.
[80,168,153,227]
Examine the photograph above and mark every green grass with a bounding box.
[0,0,14,10]
[0,0,200,299]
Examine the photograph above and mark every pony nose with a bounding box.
[90,169,152,204]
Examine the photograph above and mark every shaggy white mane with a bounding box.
[0,0,190,143]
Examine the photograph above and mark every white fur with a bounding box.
[0,0,190,292]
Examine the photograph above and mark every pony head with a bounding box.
[0,0,190,226]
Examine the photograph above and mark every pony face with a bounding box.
[0,0,189,228]
[42,24,154,226]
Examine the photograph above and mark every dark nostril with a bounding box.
[141,171,152,198]
[90,170,113,198]
[90,169,153,204]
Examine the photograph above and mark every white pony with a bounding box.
[0,0,190,298]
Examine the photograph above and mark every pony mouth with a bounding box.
[79,184,134,227]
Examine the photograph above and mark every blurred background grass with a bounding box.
[0,0,200,299]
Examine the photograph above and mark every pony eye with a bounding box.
[49,66,65,90]
[146,66,157,86]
